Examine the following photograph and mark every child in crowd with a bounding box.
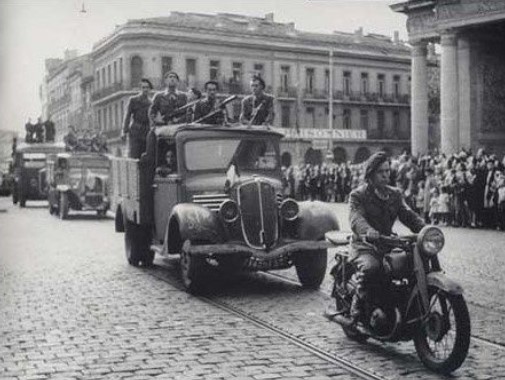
[438,186,451,226]
[429,187,440,225]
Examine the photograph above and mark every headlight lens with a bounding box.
[418,226,445,256]
[279,198,299,221]
[219,200,239,223]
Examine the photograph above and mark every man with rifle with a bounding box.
[192,81,228,124]
[240,75,274,126]
[149,71,188,126]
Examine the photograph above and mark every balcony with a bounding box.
[303,89,328,99]
[47,93,71,114]
[92,82,124,101]
[276,87,297,98]
[331,90,409,105]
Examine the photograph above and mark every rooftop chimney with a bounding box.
[265,12,274,22]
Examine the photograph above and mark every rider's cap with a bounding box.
[364,151,389,181]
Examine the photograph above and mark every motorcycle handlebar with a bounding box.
[358,234,417,245]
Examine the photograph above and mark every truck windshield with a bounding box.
[23,153,46,169]
[185,138,278,172]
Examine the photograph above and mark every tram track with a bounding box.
[264,271,505,352]
[147,268,389,380]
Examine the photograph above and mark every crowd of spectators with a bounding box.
[281,148,505,231]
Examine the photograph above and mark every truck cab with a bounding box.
[12,141,65,207]
[113,123,339,293]
[46,152,111,219]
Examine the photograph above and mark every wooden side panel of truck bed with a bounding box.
[110,157,144,224]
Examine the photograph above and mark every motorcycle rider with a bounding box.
[347,151,425,323]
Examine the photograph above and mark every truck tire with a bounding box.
[294,249,327,289]
[59,192,69,219]
[12,188,18,204]
[180,240,207,294]
[124,218,153,267]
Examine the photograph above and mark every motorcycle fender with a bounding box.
[427,272,464,295]
[165,203,224,253]
[296,200,340,241]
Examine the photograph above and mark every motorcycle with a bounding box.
[325,226,470,374]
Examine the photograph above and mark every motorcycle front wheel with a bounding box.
[414,286,470,374]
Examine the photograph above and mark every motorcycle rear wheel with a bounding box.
[414,287,470,374]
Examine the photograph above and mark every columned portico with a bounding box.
[440,32,459,154]
[457,36,472,149]
[411,41,429,155]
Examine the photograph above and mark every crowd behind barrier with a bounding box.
[281,148,505,231]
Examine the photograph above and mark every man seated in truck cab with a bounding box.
[155,146,177,177]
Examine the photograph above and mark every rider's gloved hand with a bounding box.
[365,229,380,242]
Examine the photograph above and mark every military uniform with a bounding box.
[44,120,55,142]
[149,90,188,126]
[123,94,152,159]
[239,93,274,125]
[192,98,226,124]
[349,183,425,292]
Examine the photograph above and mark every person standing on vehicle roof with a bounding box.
[122,78,153,159]
[347,151,425,323]
[149,71,188,126]
[239,75,274,126]
[192,81,227,124]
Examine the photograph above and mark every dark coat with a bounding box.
[123,94,152,139]
[349,183,425,238]
[149,90,188,125]
[193,98,225,124]
[239,93,274,125]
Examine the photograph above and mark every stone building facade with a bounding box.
[392,0,505,156]
[42,51,93,140]
[91,12,413,163]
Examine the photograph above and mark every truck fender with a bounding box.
[165,203,224,254]
[296,201,340,241]
[427,271,464,295]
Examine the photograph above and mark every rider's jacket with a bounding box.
[349,183,425,240]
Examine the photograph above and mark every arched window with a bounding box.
[281,152,292,167]
[333,146,347,164]
[354,147,371,164]
[130,56,143,88]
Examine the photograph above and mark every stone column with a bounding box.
[411,41,429,155]
[440,32,460,154]
[458,36,471,150]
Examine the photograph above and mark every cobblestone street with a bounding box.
[1,197,505,379]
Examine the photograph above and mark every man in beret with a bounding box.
[347,151,425,323]
[122,78,153,158]
[239,75,274,126]
[149,71,188,126]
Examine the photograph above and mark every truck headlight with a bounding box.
[417,226,444,257]
[219,200,239,223]
[279,199,299,221]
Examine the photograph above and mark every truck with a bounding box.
[46,152,111,219]
[112,123,340,293]
[12,141,65,207]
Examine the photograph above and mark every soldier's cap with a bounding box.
[164,71,179,80]
[251,74,265,89]
[141,78,153,89]
[364,151,389,181]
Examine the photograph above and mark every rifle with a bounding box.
[155,99,201,125]
[193,95,238,124]
[248,100,265,127]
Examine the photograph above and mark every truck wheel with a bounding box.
[124,218,152,267]
[59,192,69,219]
[294,249,327,289]
[19,195,26,208]
[180,240,206,294]
[12,189,18,204]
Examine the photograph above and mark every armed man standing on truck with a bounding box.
[149,71,188,126]
[192,81,228,124]
[239,75,274,126]
[122,78,153,159]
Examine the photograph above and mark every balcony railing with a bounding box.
[276,87,298,98]
[92,82,124,101]
[332,90,409,104]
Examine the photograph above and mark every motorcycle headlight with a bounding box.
[417,226,445,257]
[279,198,299,221]
[219,200,239,223]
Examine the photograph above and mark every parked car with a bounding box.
[112,123,340,293]
[47,152,110,219]
[12,141,65,207]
